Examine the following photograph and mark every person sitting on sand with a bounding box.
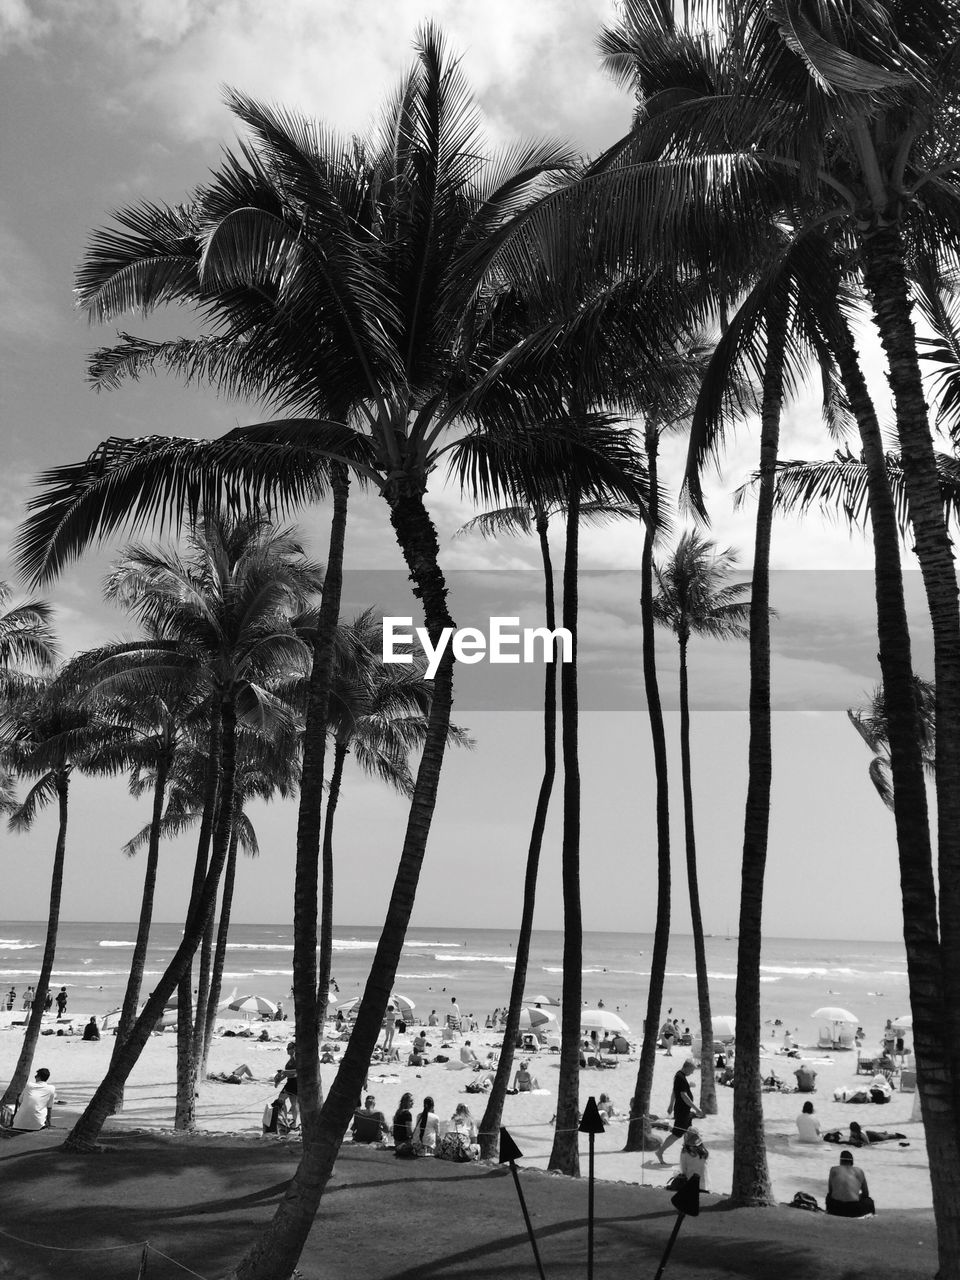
[794,1063,817,1092]
[13,1068,55,1131]
[460,1040,480,1068]
[610,1033,630,1055]
[81,1016,100,1042]
[679,1126,709,1189]
[796,1100,822,1143]
[826,1150,876,1217]
[450,1101,478,1143]
[393,1092,415,1145]
[511,1062,539,1092]
[656,1059,704,1164]
[413,1096,441,1151]
[209,1063,255,1084]
[351,1095,389,1144]
[597,1093,617,1121]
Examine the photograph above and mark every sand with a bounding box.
[0,1014,937,1279]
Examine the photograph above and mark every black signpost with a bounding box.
[499,1127,548,1280]
[653,1174,701,1279]
[578,1096,605,1280]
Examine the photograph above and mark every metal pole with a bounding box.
[509,1161,548,1280]
[652,1214,684,1280]
[587,1129,595,1280]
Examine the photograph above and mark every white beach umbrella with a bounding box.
[811,1006,858,1023]
[712,1014,737,1041]
[525,993,560,1007]
[580,1009,630,1034]
[891,1014,913,1030]
[337,993,414,1017]
[228,994,278,1018]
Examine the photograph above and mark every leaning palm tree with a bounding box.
[652,532,751,1115]
[0,664,133,1109]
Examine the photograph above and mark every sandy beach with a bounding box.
[1,1012,929,1211]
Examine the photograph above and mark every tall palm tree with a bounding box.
[13,31,654,1268]
[458,496,633,1160]
[0,665,132,1108]
[652,532,751,1115]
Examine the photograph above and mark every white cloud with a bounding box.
[0,0,49,53]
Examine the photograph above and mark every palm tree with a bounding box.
[652,532,751,1115]
[849,677,937,809]
[61,512,318,1144]
[0,582,58,674]
[13,31,657,1266]
[0,665,132,1109]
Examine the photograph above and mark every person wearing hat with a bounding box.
[826,1150,876,1217]
[679,1125,710,1189]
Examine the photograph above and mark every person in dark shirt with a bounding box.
[351,1095,389,1143]
[656,1058,704,1164]
[392,1092,415,1145]
[82,1016,100,1041]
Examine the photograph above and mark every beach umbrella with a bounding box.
[712,1014,736,1041]
[337,993,414,1017]
[891,1014,912,1030]
[100,1007,123,1029]
[228,994,278,1018]
[518,1007,554,1030]
[579,1009,630,1034]
[811,1006,858,1023]
[525,994,560,1007]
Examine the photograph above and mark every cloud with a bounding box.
[0,0,49,53]
[0,218,66,344]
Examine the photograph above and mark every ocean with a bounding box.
[0,923,911,1050]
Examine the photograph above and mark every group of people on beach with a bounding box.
[348,1090,481,1161]
[4,986,68,1017]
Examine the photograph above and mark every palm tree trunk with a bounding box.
[626,428,670,1152]
[316,738,348,1058]
[479,510,558,1159]
[192,908,216,1077]
[201,821,241,1080]
[678,632,716,1115]
[730,298,786,1206]
[175,714,222,1130]
[229,481,455,1280]
[106,750,171,1114]
[834,307,960,1269]
[1,776,69,1109]
[861,227,960,1131]
[548,481,582,1177]
[291,461,349,1134]
[63,701,239,1151]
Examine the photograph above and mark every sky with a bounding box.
[0,0,940,942]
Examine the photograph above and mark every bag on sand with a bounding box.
[790,1192,821,1212]
[437,1131,472,1163]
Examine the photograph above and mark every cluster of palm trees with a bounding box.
[2,3,960,1276]
[0,518,441,1130]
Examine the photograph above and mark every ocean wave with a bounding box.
[0,942,39,950]
[333,940,378,951]
[404,942,463,949]
[227,943,294,951]
[98,940,135,947]
[395,972,458,980]
[443,954,518,964]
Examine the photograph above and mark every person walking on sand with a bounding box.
[656,1058,704,1164]
[6,987,15,1011]
[55,987,67,1018]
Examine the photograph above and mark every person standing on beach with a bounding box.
[13,1068,55,1130]
[22,986,34,1013]
[6,987,15,1011]
[382,1004,397,1052]
[656,1059,704,1164]
[55,987,67,1018]
[275,1040,299,1127]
